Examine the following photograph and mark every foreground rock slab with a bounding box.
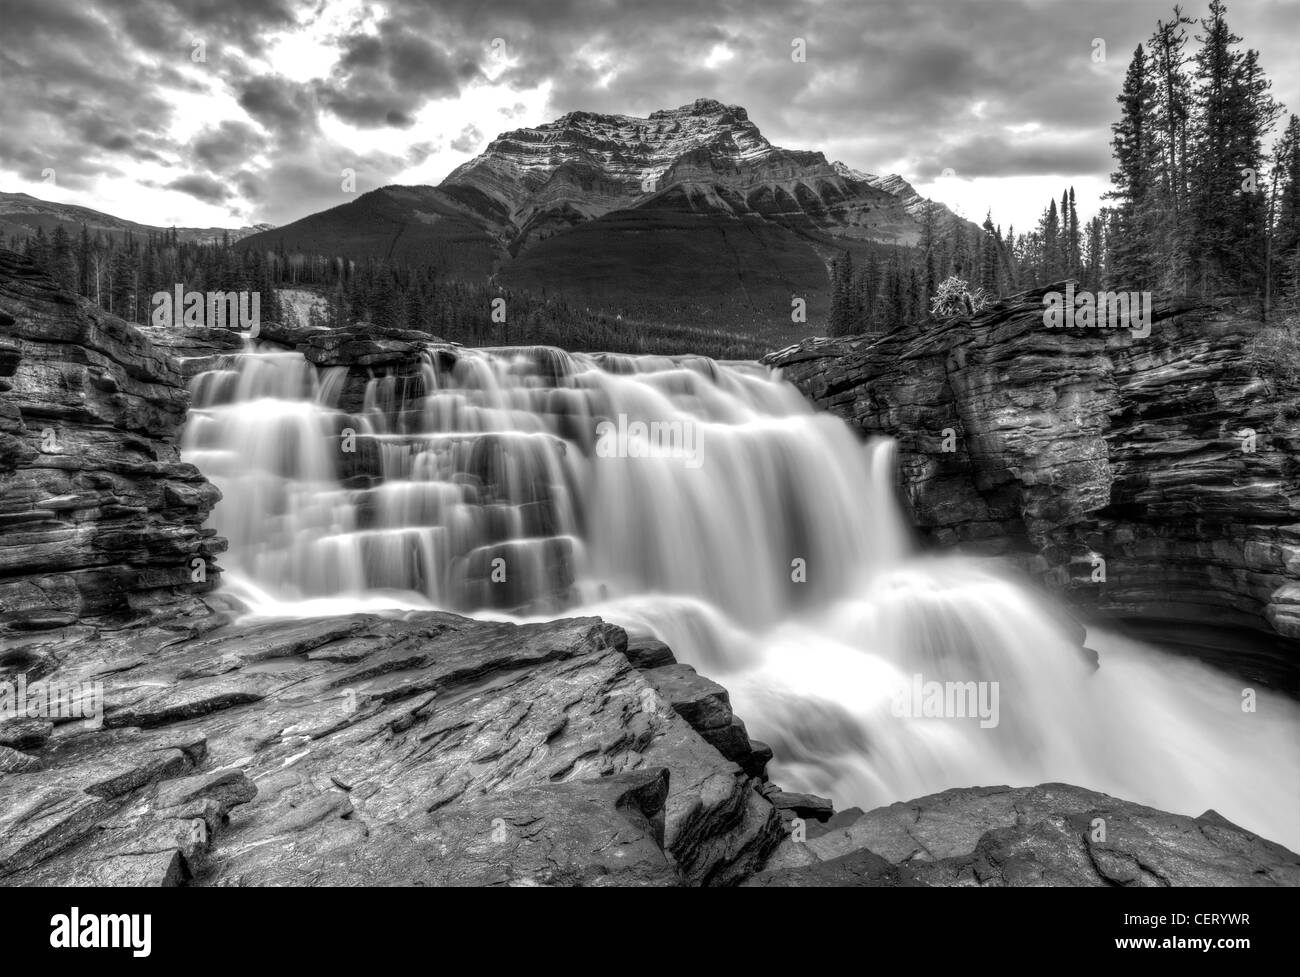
[748,783,1300,887]
[0,609,781,887]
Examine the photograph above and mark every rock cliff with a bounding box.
[0,249,226,629]
[768,284,1300,681]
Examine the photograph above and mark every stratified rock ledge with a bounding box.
[746,783,1299,887]
[0,610,782,887]
[768,285,1300,682]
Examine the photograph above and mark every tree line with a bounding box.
[7,224,286,326]
[830,0,1300,335]
[3,225,769,359]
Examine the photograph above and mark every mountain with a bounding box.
[239,98,978,333]
[830,162,966,229]
[0,191,272,245]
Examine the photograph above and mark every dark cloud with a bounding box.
[0,0,1296,229]
[110,0,298,58]
[914,135,1114,180]
[190,121,266,171]
[166,173,233,204]
[316,18,482,129]
[237,75,321,145]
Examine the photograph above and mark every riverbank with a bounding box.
[3,603,1296,886]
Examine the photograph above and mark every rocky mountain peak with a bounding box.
[439,98,786,236]
[831,161,963,229]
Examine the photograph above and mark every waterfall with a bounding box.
[183,341,1300,849]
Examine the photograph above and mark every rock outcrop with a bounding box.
[0,610,782,886]
[746,783,1300,886]
[768,286,1300,679]
[0,249,226,629]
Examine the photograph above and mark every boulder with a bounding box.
[641,663,770,778]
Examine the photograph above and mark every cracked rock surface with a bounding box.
[747,783,1299,886]
[0,609,781,886]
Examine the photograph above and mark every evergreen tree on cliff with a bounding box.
[980,213,1000,296]
[1188,0,1280,297]
[920,201,940,314]
[1272,114,1300,311]
[828,250,854,336]
[1039,198,1062,282]
[1066,188,1081,279]
[1147,7,1196,292]
[49,226,78,295]
[1108,44,1158,290]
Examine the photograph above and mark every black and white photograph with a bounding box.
[0,0,1297,948]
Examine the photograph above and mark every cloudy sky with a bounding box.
[2,0,1297,235]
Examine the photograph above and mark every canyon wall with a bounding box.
[0,250,226,630]
[768,285,1300,677]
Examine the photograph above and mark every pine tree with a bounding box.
[1040,198,1062,281]
[919,201,940,315]
[1182,2,1282,298]
[109,249,136,317]
[979,213,1000,296]
[49,226,77,293]
[1148,7,1196,292]
[1270,114,1300,312]
[76,223,92,296]
[26,226,50,270]
[1189,0,1243,292]
[1066,188,1081,278]
[1108,44,1158,290]
[1084,214,1107,290]
[828,250,854,336]
[1226,47,1281,300]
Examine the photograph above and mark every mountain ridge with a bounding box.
[0,191,273,245]
[235,98,979,332]
[5,99,978,334]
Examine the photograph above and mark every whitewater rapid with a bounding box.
[182,341,1300,849]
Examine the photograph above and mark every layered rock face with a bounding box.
[446,100,797,235]
[747,783,1300,887]
[0,250,226,629]
[832,163,958,227]
[768,286,1300,670]
[442,97,960,251]
[0,612,782,886]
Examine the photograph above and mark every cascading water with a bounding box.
[183,340,1300,849]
